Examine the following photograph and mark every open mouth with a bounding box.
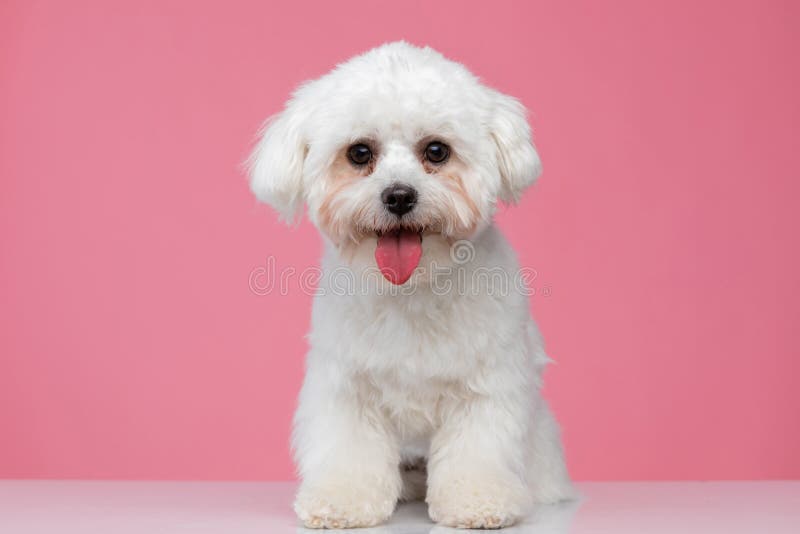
[374,228,423,285]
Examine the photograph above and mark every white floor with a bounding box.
[0,481,797,533]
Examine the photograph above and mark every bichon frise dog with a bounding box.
[247,41,574,529]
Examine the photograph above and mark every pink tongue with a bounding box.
[375,230,423,285]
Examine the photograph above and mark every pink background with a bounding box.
[1,0,798,481]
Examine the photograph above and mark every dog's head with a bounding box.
[248,42,541,284]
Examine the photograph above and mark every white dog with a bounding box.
[248,42,574,529]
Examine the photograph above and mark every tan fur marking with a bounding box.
[318,149,375,241]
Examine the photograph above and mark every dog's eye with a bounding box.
[424,141,450,164]
[347,144,372,166]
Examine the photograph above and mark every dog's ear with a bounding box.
[489,91,542,203]
[247,104,308,222]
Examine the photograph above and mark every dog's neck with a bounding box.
[317,224,526,303]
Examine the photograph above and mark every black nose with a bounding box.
[381,184,417,216]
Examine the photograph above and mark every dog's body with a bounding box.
[248,42,574,529]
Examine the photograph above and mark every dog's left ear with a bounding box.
[489,91,542,203]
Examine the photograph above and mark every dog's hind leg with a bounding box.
[528,400,578,504]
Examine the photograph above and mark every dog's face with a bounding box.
[248,42,541,284]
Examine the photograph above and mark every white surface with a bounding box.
[0,481,798,533]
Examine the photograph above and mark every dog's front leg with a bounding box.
[292,370,401,529]
[426,392,533,529]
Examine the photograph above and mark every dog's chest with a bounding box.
[314,282,528,435]
[361,366,469,440]
[342,294,502,435]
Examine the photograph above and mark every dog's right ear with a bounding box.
[246,104,308,222]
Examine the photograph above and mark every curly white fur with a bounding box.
[248,41,575,529]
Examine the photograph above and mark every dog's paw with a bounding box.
[294,482,396,529]
[428,505,517,529]
[427,475,529,529]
